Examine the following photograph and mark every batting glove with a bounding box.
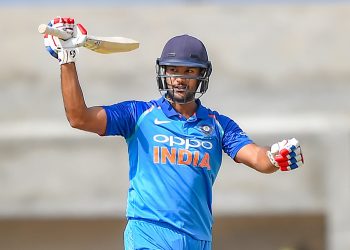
[267,138,304,171]
[44,17,87,65]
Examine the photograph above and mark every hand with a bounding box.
[43,17,87,65]
[267,138,304,171]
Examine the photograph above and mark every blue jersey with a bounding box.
[102,97,252,241]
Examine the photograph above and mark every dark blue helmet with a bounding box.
[156,34,212,103]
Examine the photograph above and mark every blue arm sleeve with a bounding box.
[102,100,154,138]
[102,101,137,138]
[217,114,253,160]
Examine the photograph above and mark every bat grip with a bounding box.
[38,24,72,40]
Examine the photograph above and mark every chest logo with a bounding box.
[154,118,171,125]
[199,125,214,136]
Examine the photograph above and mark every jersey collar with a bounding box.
[156,97,209,120]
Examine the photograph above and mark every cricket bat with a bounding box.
[38,24,139,54]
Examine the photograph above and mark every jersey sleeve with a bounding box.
[217,114,253,160]
[102,100,151,138]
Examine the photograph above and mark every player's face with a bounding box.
[165,66,201,103]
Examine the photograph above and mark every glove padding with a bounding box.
[43,17,87,65]
[267,138,304,171]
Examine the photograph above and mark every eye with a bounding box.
[166,67,177,74]
[186,68,198,75]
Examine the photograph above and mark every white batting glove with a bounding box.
[267,138,304,171]
[43,17,87,65]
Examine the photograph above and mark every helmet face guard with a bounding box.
[156,35,212,104]
[156,61,212,104]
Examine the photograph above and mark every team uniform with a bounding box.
[102,96,252,249]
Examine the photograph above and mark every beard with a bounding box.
[166,88,196,104]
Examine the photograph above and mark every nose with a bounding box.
[173,75,186,84]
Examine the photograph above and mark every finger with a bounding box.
[280,146,302,158]
[277,157,302,168]
[53,17,74,25]
[76,23,87,35]
[275,154,302,163]
[280,161,303,171]
[280,138,300,156]
[62,17,75,24]
[288,138,299,148]
[50,17,75,37]
[274,154,288,162]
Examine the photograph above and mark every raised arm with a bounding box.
[61,63,106,135]
[43,17,107,135]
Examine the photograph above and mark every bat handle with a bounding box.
[38,24,72,40]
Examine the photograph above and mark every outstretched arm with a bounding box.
[235,144,277,174]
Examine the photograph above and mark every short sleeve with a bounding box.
[217,115,253,160]
[102,101,138,138]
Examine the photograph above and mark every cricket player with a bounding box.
[43,17,304,250]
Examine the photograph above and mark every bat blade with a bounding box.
[84,36,139,54]
[38,24,140,54]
